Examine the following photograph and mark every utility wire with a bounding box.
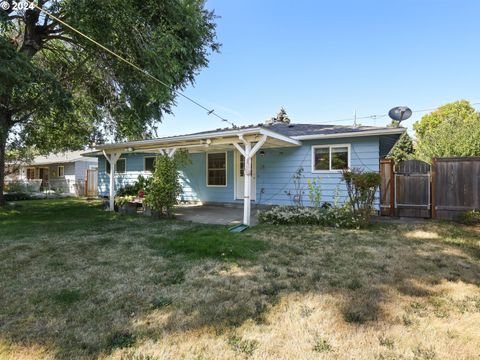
[322,101,480,124]
[28,1,237,128]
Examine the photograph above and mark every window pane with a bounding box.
[107,159,126,174]
[314,148,330,170]
[208,153,226,169]
[207,153,226,185]
[331,147,348,170]
[208,170,226,186]
[145,157,155,172]
[58,166,64,177]
[117,159,126,173]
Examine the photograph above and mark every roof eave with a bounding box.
[87,127,301,155]
[291,127,406,140]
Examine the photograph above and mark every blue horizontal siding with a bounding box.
[96,135,381,209]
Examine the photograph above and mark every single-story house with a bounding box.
[85,122,405,224]
[10,151,98,194]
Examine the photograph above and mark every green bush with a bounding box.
[144,150,189,218]
[342,168,381,226]
[114,195,136,208]
[257,205,362,228]
[458,209,480,225]
[4,192,31,201]
[116,175,151,197]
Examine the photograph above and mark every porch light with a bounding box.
[259,150,265,157]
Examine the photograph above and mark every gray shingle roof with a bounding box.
[182,122,400,138]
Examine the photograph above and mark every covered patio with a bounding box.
[91,126,300,225]
[174,204,259,226]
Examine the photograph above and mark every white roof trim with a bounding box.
[291,127,406,140]
[88,127,301,154]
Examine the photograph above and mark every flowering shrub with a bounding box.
[257,205,362,228]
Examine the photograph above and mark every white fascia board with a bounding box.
[259,128,302,146]
[291,128,406,140]
[94,127,265,151]
[90,127,301,153]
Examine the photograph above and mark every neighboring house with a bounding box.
[86,123,405,224]
[14,151,98,195]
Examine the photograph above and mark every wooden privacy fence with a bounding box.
[432,157,480,220]
[380,156,480,220]
[86,169,98,197]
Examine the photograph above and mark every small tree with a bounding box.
[144,150,189,217]
[342,169,381,225]
[387,132,414,163]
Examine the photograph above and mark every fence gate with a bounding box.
[86,169,98,197]
[380,159,431,218]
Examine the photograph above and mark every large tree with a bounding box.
[413,100,480,162]
[0,0,219,205]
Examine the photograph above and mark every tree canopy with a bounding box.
[387,132,414,163]
[0,0,220,205]
[413,100,480,162]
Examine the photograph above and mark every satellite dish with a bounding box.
[388,106,412,122]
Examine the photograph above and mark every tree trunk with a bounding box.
[0,109,11,207]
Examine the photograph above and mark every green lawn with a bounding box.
[0,199,479,359]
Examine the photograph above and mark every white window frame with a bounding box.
[206,151,228,187]
[144,156,156,173]
[57,165,65,177]
[311,144,351,173]
[105,158,127,174]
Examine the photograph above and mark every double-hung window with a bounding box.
[207,152,227,186]
[312,145,350,172]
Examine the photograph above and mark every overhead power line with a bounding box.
[325,101,480,124]
[28,1,237,128]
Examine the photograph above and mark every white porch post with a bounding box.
[233,135,267,225]
[103,150,122,211]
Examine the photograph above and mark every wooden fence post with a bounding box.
[390,158,395,217]
[431,157,436,219]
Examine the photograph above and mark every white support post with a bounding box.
[234,135,267,226]
[103,150,121,211]
[243,142,252,225]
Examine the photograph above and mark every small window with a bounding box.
[207,152,227,186]
[57,166,65,177]
[144,157,156,173]
[106,158,126,174]
[312,145,350,172]
[26,168,35,179]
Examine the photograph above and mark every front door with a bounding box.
[38,167,49,189]
[235,152,256,200]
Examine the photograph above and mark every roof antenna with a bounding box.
[353,109,357,127]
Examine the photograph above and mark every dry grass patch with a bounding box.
[0,199,479,359]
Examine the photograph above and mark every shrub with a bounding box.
[115,195,136,208]
[257,205,362,228]
[116,175,152,197]
[307,177,322,208]
[458,209,480,225]
[144,150,189,218]
[342,168,381,225]
[4,192,31,201]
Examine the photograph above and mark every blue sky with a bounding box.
[160,0,480,137]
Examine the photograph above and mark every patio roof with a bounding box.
[84,127,301,156]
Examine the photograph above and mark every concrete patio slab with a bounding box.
[174,204,258,226]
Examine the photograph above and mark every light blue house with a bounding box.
[86,123,404,224]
